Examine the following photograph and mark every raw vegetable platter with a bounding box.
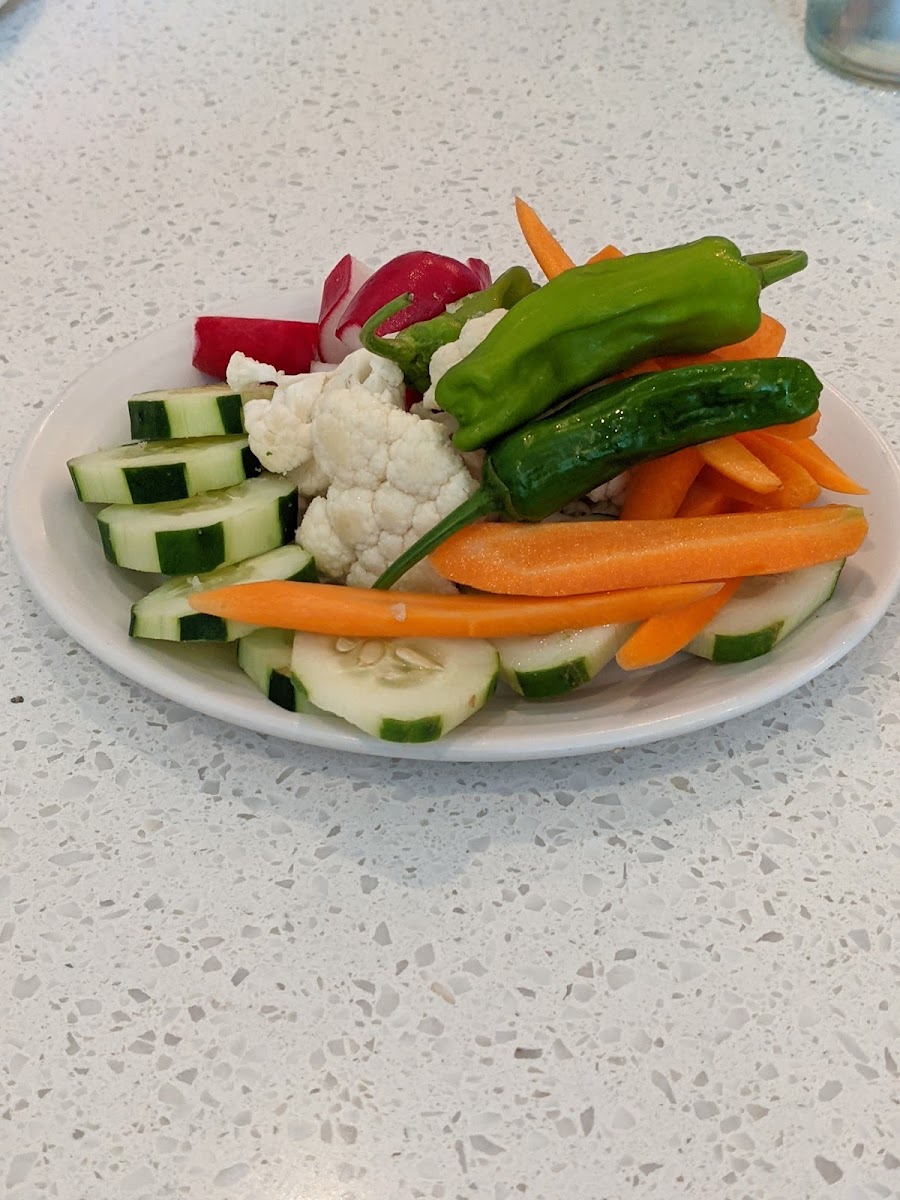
[8,230,900,761]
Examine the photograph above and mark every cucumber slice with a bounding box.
[687,560,845,663]
[290,634,499,742]
[494,624,633,699]
[128,385,272,440]
[130,544,317,641]
[238,628,307,711]
[68,435,260,505]
[97,475,298,574]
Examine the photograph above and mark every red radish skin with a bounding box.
[317,254,373,363]
[192,316,319,379]
[466,258,492,289]
[335,251,493,353]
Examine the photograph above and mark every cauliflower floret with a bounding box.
[407,310,507,477]
[297,379,476,591]
[418,308,507,413]
[230,344,477,591]
[243,373,330,496]
[225,352,278,392]
[295,495,355,580]
[326,347,406,405]
[240,347,405,500]
[551,471,631,522]
[587,471,630,510]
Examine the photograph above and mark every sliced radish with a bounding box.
[193,316,318,379]
[335,251,492,355]
[466,258,492,289]
[317,254,372,363]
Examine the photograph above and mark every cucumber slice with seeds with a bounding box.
[68,435,260,505]
[290,633,499,742]
[686,560,845,663]
[127,385,273,440]
[130,544,317,641]
[494,624,633,699]
[97,475,298,574]
[238,628,307,711]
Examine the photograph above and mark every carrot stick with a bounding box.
[711,314,786,361]
[723,432,821,510]
[616,578,744,670]
[514,197,575,279]
[698,436,782,493]
[188,579,721,639]
[649,314,787,373]
[620,448,703,520]
[585,245,624,263]
[428,505,867,596]
[755,433,868,494]
[677,470,737,517]
[762,412,820,441]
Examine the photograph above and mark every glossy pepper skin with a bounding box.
[435,238,808,451]
[372,357,822,590]
[358,265,537,394]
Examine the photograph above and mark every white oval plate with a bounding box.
[8,286,900,761]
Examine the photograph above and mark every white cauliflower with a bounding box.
[408,309,508,478]
[587,471,630,510]
[234,346,474,587]
[296,349,477,592]
[239,347,415,502]
[243,374,330,496]
[226,351,278,393]
[417,308,508,413]
[324,346,407,403]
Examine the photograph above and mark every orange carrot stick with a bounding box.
[698,436,782,494]
[677,470,737,517]
[585,245,624,263]
[711,314,786,361]
[762,412,820,441]
[620,447,703,520]
[755,433,867,494]
[650,314,787,373]
[514,197,575,279]
[725,432,821,509]
[428,505,867,596]
[188,580,720,639]
[616,578,744,670]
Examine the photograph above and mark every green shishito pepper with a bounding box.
[372,357,822,591]
[359,265,538,394]
[428,237,807,451]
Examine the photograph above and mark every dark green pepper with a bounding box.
[373,357,822,590]
[359,265,537,394]
[433,238,808,451]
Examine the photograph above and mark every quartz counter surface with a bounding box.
[2,1,899,1196]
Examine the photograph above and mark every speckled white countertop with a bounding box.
[3,1,900,1197]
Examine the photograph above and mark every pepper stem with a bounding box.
[358,293,414,358]
[743,250,808,289]
[372,488,500,591]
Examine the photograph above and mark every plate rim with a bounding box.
[7,291,900,762]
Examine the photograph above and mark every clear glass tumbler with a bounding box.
[806,0,900,84]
